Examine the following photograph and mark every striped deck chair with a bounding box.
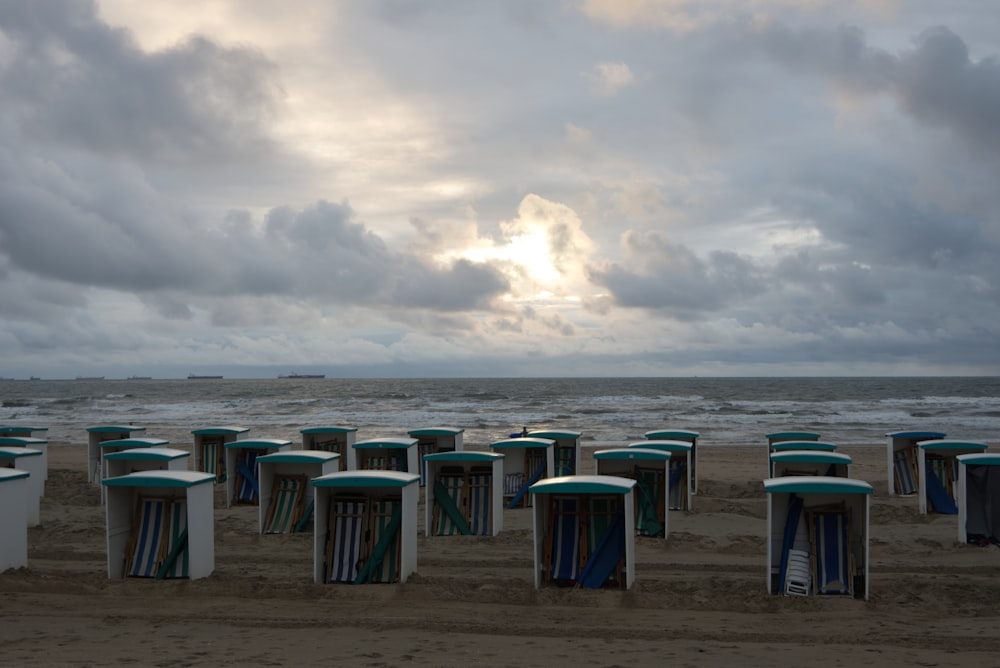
[263,475,308,534]
[544,495,581,584]
[362,452,405,472]
[777,494,805,595]
[507,458,548,510]
[201,437,226,483]
[418,441,435,486]
[432,472,468,536]
[578,495,625,589]
[634,466,665,537]
[555,445,576,476]
[503,472,525,500]
[467,468,492,536]
[326,497,366,583]
[315,439,347,470]
[233,450,261,504]
[125,497,168,578]
[668,459,687,511]
[157,499,189,579]
[808,509,854,596]
[356,498,402,584]
[893,447,918,494]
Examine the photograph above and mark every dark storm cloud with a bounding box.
[0,0,281,163]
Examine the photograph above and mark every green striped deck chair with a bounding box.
[893,446,918,494]
[200,437,226,483]
[157,499,189,579]
[356,498,402,584]
[668,459,688,510]
[315,439,347,470]
[519,448,548,509]
[263,475,308,534]
[418,440,435,486]
[634,466,665,537]
[555,444,576,476]
[467,468,492,536]
[432,470,467,536]
[362,452,405,472]
[326,496,366,583]
[927,456,955,502]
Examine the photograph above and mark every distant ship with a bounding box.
[75,376,105,381]
[127,376,153,380]
[29,376,41,381]
[187,374,224,380]
[278,372,326,379]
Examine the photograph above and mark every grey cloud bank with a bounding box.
[0,0,998,378]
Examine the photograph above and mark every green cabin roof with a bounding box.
[769,450,852,464]
[423,451,503,462]
[102,470,215,488]
[0,437,48,447]
[528,429,582,439]
[191,426,250,435]
[87,425,146,433]
[917,440,988,452]
[0,469,30,482]
[628,440,693,453]
[594,448,672,461]
[490,437,555,450]
[644,430,699,440]
[407,427,464,436]
[256,451,341,464]
[763,476,872,495]
[353,437,418,449]
[886,430,946,439]
[0,446,44,458]
[103,448,190,461]
[312,470,420,488]
[957,453,1000,466]
[766,431,821,441]
[530,474,636,495]
[770,441,838,452]
[0,426,48,434]
[301,426,357,434]
[224,438,291,449]
[99,437,169,448]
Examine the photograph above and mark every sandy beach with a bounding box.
[3,441,1000,667]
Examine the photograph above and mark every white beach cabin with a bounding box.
[312,470,420,584]
[627,440,693,512]
[593,448,672,539]
[103,470,215,580]
[407,427,465,486]
[0,468,29,572]
[956,453,1000,546]
[0,448,43,526]
[300,426,357,471]
[256,450,340,535]
[353,437,419,474]
[766,432,822,477]
[645,430,700,493]
[528,429,582,476]
[770,450,852,479]
[529,475,637,590]
[886,430,946,496]
[916,440,988,515]
[0,427,49,482]
[224,438,292,507]
[0,436,49,492]
[423,451,504,537]
[764,476,872,600]
[489,437,556,509]
[192,426,250,484]
[97,437,170,502]
[86,425,147,485]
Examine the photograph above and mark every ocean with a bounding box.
[1,376,999,447]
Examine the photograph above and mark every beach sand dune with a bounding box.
[2,443,1000,667]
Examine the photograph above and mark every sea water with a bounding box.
[1,376,998,447]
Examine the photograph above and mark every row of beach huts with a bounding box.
[1,424,998,600]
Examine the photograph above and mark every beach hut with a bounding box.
[423,451,504,537]
[312,470,420,585]
[224,438,292,507]
[645,430,700,493]
[627,440,693,512]
[86,425,147,485]
[0,447,43,526]
[528,429,581,476]
[407,427,465,486]
[103,470,215,580]
[300,426,357,471]
[192,426,250,483]
[256,451,340,535]
[353,437,419,474]
[885,430,946,496]
[766,432,821,477]
[489,437,556,509]
[0,427,48,482]
[0,468,29,572]
[917,440,988,515]
[0,436,49,489]
[770,451,852,479]
[529,475,637,590]
[763,476,872,600]
[956,453,1000,546]
[593,448,672,538]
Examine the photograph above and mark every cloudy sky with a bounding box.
[1,0,999,378]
